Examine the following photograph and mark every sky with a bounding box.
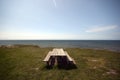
[0,0,120,40]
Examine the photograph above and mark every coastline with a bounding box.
[0,44,120,52]
[0,40,120,52]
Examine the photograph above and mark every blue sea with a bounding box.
[0,40,120,52]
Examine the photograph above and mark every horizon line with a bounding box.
[0,39,120,40]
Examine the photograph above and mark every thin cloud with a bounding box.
[86,25,117,33]
[53,0,57,8]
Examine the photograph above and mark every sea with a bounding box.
[0,40,120,52]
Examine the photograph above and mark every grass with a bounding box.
[0,45,120,80]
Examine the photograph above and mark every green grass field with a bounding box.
[0,45,120,80]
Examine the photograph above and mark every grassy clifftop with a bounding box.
[0,45,120,80]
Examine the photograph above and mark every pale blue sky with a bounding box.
[0,0,120,40]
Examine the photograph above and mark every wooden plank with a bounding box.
[64,51,73,61]
[51,48,66,56]
[57,48,66,55]
[43,51,52,61]
[65,51,76,64]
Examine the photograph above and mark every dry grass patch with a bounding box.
[103,69,118,76]
[83,57,106,69]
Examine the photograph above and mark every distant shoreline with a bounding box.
[0,40,120,52]
[1,40,120,41]
[0,44,120,52]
